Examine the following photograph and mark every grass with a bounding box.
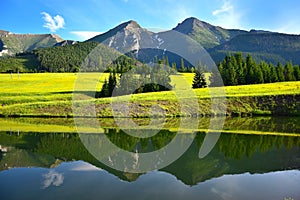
[0,73,108,105]
[0,73,299,117]
[1,117,299,137]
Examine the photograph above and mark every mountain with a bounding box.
[1,17,300,72]
[173,17,247,49]
[88,18,247,52]
[0,30,63,56]
[87,18,300,65]
[87,20,214,67]
[210,32,300,64]
[87,20,158,54]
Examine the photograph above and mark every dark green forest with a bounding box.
[0,42,132,73]
[211,53,300,86]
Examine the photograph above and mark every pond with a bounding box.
[0,117,299,200]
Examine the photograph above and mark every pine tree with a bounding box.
[234,53,246,85]
[293,65,300,81]
[100,78,110,97]
[260,61,270,83]
[171,62,177,74]
[277,62,285,82]
[269,63,278,83]
[254,66,264,84]
[108,71,117,96]
[245,54,257,84]
[192,65,207,88]
[222,55,238,85]
[284,61,295,81]
[180,58,186,72]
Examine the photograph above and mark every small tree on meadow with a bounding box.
[192,65,207,89]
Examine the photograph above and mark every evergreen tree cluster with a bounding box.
[98,62,173,98]
[33,42,99,72]
[0,42,139,73]
[215,53,300,86]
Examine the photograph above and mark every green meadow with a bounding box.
[0,73,299,117]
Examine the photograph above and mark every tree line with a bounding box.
[212,53,300,86]
[97,62,173,98]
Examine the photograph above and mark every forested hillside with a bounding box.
[210,32,300,64]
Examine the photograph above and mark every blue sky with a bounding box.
[1,0,300,41]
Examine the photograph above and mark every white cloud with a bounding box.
[41,170,64,189]
[212,1,233,16]
[211,0,243,29]
[70,31,103,41]
[41,12,65,32]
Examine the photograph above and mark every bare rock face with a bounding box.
[87,20,158,54]
[54,40,78,47]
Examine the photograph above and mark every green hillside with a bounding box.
[0,42,129,72]
[210,32,300,64]
[0,30,63,55]
[173,17,247,49]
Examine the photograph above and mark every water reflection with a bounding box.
[0,161,299,200]
[0,117,300,199]
[41,170,64,189]
[1,126,300,183]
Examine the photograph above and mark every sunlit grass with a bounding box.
[0,73,299,116]
[0,73,108,105]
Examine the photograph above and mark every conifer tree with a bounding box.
[100,78,110,97]
[277,62,285,82]
[192,65,207,88]
[180,58,186,72]
[284,61,295,81]
[293,65,300,81]
[269,63,278,83]
[108,71,117,96]
[245,54,257,84]
[234,53,246,85]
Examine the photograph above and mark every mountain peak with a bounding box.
[116,20,142,31]
[173,17,212,34]
[125,20,141,29]
[86,20,143,43]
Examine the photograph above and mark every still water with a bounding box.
[0,117,300,200]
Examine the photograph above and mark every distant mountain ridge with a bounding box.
[0,30,63,56]
[1,17,300,72]
[86,18,300,65]
[209,32,300,64]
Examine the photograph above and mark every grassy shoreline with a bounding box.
[0,73,299,118]
[0,93,299,118]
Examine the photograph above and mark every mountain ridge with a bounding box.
[1,17,300,72]
[0,30,63,56]
[173,17,248,48]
